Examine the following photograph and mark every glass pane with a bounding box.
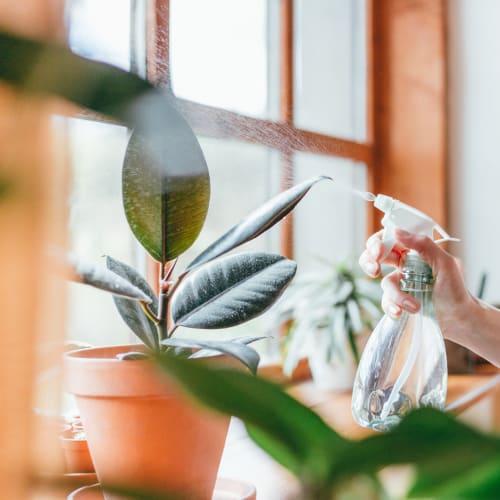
[170,0,278,118]
[294,0,367,140]
[173,138,281,350]
[66,0,133,71]
[66,119,144,346]
[294,152,367,273]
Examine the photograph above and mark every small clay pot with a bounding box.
[60,429,95,473]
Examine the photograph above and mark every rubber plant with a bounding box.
[0,31,332,372]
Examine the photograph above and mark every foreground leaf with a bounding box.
[68,254,152,303]
[155,351,345,481]
[123,131,210,263]
[171,252,297,328]
[184,176,332,272]
[327,408,500,497]
[106,256,159,350]
[161,337,261,374]
[0,31,151,123]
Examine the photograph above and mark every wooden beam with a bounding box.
[176,98,373,164]
[371,0,447,227]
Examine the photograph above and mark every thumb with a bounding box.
[395,229,447,272]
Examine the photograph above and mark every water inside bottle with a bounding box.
[352,310,447,432]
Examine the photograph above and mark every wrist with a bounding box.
[441,295,500,367]
[438,291,478,345]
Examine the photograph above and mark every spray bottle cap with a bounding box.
[374,194,458,260]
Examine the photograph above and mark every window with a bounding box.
[65,0,147,346]
[64,0,372,352]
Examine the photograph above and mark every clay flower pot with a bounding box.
[64,345,230,500]
[60,431,95,474]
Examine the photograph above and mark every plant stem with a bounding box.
[156,292,168,342]
[156,262,170,342]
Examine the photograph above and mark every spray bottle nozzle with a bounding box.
[371,194,459,260]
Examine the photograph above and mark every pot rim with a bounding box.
[64,344,176,398]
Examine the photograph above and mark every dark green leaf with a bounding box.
[161,337,261,374]
[122,131,210,263]
[327,408,500,493]
[154,351,345,479]
[0,31,151,123]
[411,458,500,499]
[68,254,152,303]
[184,176,332,272]
[105,256,159,349]
[171,252,297,329]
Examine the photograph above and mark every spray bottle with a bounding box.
[351,195,457,431]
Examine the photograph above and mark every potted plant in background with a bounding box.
[273,259,382,391]
[0,31,334,499]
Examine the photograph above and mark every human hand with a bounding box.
[359,229,473,340]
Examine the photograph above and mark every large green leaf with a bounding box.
[105,256,159,350]
[0,31,150,123]
[154,351,345,481]
[68,254,152,303]
[122,132,210,263]
[326,408,500,496]
[153,351,500,498]
[161,337,261,374]
[184,176,332,273]
[171,252,297,329]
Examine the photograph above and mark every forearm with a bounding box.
[443,297,500,367]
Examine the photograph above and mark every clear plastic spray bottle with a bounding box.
[351,195,456,431]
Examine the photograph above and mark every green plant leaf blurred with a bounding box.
[155,352,500,499]
[171,252,297,329]
[155,351,345,486]
[0,31,150,122]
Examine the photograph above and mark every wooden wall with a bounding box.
[0,1,67,497]
[370,0,447,230]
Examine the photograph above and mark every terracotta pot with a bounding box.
[64,345,230,500]
[60,431,95,473]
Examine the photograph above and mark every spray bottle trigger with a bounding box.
[379,217,397,261]
[433,223,461,245]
